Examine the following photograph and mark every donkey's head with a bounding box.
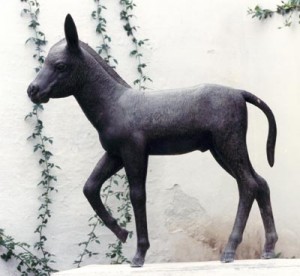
[27,14,86,104]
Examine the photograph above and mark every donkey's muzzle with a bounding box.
[27,83,49,103]
[27,84,39,98]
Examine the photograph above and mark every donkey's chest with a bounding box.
[98,127,128,154]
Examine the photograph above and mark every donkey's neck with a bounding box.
[79,41,131,88]
[74,78,125,131]
[73,45,129,131]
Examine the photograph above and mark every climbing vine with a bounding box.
[0,0,58,275]
[22,0,59,271]
[248,0,300,28]
[0,229,54,275]
[120,0,152,90]
[92,0,118,68]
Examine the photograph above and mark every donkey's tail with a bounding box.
[241,91,277,167]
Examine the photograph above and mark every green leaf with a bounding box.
[29,20,40,28]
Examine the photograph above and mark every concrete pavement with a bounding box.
[53,259,300,276]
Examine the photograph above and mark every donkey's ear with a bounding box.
[64,14,80,52]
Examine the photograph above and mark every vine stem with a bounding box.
[75,217,100,268]
[92,0,118,68]
[130,33,143,90]
[22,0,57,273]
[6,252,33,272]
[119,0,151,90]
[95,0,111,66]
[1,234,34,257]
[35,111,48,260]
[248,1,300,27]
[0,1,59,274]
[0,231,47,273]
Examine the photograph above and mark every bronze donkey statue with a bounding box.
[27,15,278,267]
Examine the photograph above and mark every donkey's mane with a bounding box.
[55,39,131,88]
[79,41,131,88]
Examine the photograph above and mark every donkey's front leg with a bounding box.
[121,140,150,267]
[83,152,129,243]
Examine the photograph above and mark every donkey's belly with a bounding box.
[147,132,212,155]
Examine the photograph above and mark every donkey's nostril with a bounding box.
[27,84,39,97]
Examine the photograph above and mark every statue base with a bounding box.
[53,259,300,276]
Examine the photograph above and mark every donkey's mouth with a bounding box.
[28,91,50,104]
[30,95,50,104]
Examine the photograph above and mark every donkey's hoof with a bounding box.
[116,228,129,243]
[131,255,145,267]
[220,251,235,263]
[262,251,275,259]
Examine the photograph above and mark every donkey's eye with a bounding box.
[55,63,67,72]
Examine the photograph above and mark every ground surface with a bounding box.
[53,259,300,276]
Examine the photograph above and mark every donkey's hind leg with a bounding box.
[212,131,277,262]
[211,135,260,262]
[254,173,278,259]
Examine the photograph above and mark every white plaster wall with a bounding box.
[1,0,300,274]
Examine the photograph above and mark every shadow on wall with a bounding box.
[163,184,264,261]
